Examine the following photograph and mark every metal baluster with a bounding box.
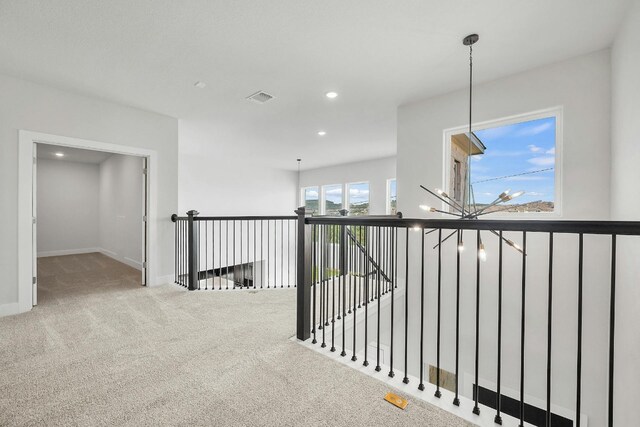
[435,228,443,396]
[473,230,481,414]
[608,234,617,427]
[218,221,222,290]
[389,227,395,378]
[331,224,337,353]
[403,227,410,384]
[519,232,527,426]
[363,226,370,367]
[495,230,504,425]
[204,221,208,290]
[348,226,352,314]
[253,220,256,289]
[287,220,291,287]
[260,220,264,289]
[321,225,327,348]
[351,226,359,362]
[312,225,317,344]
[281,219,284,288]
[376,226,382,372]
[267,220,270,288]
[453,229,461,406]
[418,226,426,391]
[546,232,554,427]
[341,224,347,357]
[576,233,583,427]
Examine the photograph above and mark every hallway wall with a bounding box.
[99,154,144,270]
[0,72,178,316]
[37,159,100,256]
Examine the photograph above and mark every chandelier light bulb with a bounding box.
[436,188,444,195]
[478,244,487,261]
[458,242,465,252]
[510,190,525,200]
[419,205,435,212]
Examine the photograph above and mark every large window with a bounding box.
[347,182,369,216]
[302,187,319,214]
[387,179,397,215]
[447,110,559,214]
[323,184,343,216]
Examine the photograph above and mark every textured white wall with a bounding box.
[0,72,178,314]
[611,1,640,425]
[99,154,144,269]
[178,121,297,216]
[299,157,396,215]
[36,159,100,256]
[397,50,612,426]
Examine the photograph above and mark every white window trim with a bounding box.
[321,183,344,215]
[386,178,397,215]
[301,186,320,214]
[346,181,370,215]
[442,106,563,219]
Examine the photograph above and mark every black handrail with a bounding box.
[305,216,640,235]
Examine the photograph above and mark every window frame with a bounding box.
[386,178,397,215]
[346,181,370,216]
[301,186,320,214]
[442,106,563,218]
[321,183,344,216]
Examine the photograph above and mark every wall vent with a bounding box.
[246,91,274,104]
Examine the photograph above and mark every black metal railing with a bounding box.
[295,210,640,427]
[172,211,298,290]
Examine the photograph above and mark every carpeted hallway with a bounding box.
[0,253,470,426]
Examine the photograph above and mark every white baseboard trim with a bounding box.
[153,274,175,286]
[37,247,100,258]
[0,302,22,318]
[98,248,142,271]
[123,256,142,270]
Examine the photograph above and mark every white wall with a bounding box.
[178,121,297,216]
[99,154,144,270]
[611,1,640,425]
[397,50,612,426]
[0,72,178,316]
[37,159,100,256]
[299,156,396,215]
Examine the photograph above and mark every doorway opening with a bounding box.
[32,143,149,306]
[18,130,159,314]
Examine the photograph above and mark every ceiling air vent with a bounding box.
[246,91,274,104]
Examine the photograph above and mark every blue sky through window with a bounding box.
[471,116,555,206]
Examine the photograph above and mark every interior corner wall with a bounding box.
[610,1,640,425]
[99,154,144,270]
[397,49,612,426]
[0,72,178,315]
[178,122,297,216]
[36,159,100,256]
[299,156,396,215]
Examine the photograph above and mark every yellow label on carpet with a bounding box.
[384,392,408,410]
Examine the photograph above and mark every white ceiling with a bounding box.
[37,143,113,164]
[0,0,631,170]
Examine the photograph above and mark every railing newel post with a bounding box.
[296,206,311,341]
[187,210,199,291]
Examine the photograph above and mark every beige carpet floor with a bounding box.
[0,253,471,427]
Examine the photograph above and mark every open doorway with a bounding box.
[32,143,149,306]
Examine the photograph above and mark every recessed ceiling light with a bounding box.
[325,91,338,99]
[317,131,326,136]
[55,152,64,157]
[194,81,207,89]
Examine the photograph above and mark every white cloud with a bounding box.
[505,176,547,181]
[349,189,370,197]
[527,192,545,196]
[546,147,555,155]
[528,144,542,153]
[325,188,342,195]
[305,190,319,198]
[528,156,555,167]
[516,121,553,137]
